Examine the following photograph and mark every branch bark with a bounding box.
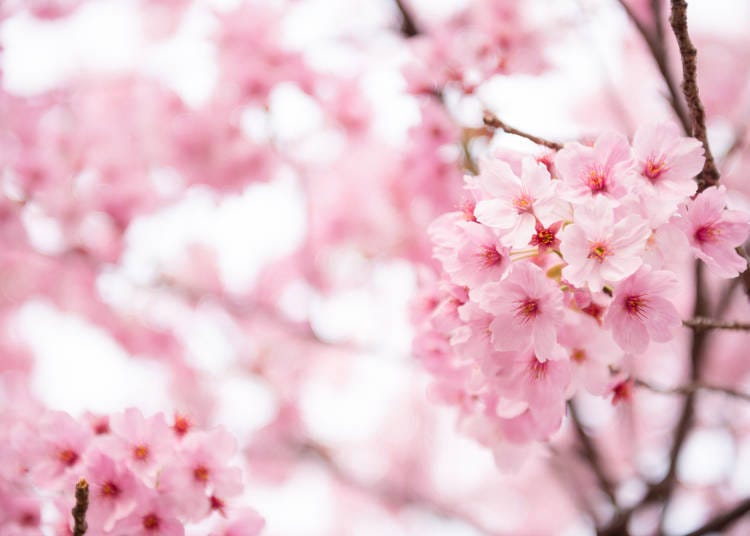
[633,377,750,403]
[567,401,619,509]
[681,497,750,536]
[668,0,720,191]
[483,111,563,150]
[616,0,691,133]
[394,0,419,37]
[72,478,89,536]
[656,261,709,524]
[683,316,750,331]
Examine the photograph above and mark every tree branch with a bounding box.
[567,401,619,509]
[668,0,719,191]
[633,377,750,403]
[683,316,750,331]
[682,497,750,536]
[394,0,420,38]
[616,0,691,133]
[72,478,89,536]
[483,111,563,150]
[655,261,709,525]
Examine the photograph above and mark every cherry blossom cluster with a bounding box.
[413,122,750,465]
[0,406,263,535]
[403,0,548,95]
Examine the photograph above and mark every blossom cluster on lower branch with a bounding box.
[0,407,263,536]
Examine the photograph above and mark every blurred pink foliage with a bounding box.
[1,0,750,535]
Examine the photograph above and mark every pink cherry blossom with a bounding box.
[473,157,565,246]
[558,315,620,396]
[1,2,750,535]
[113,493,185,536]
[675,186,750,278]
[32,411,92,487]
[83,451,142,531]
[211,508,265,536]
[560,197,651,291]
[603,266,682,354]
[630,122,704,199]
[555,132,633,201]
[109,409,173,479]
[491,351,571,415]
[160,428,243,521]
[431,215,510,287]
[473,262,565,361]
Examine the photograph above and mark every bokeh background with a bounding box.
[2,0,750,534]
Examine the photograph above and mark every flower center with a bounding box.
[19,512,39,527]
[585,168,608,193]
[528,357,548,380]
[587,241,611,264]
[611,379,633,405]
[624,295,647,319]
[480,246,504,268]
[210,495,226,513]
[512,194,534,214]
[695,224,720,243]
[643,158,667,181]
[173,414,190,437]
[58,449,79,467]
[193,465,210,482]
[530,227,557,250]
[515,298,539,323]
[142,513,160,531]
[101,481,120,497]
[571,348,586,363]
[93,420,110,435]
[133,445,149,461]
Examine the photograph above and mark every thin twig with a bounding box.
[567,401,619,509]
[633,378,750,403]
[669,0,720,191]
[681,497,750,536]
[683,316,750,331]
[72,478,89,536]
[394,0,419,37]
[483,111,563,150]
[616,0,691,134]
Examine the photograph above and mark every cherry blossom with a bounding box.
[555,132,633,201]
[2,1,750,536]
[474,262,565,361]
[630,122,705,199]
[473,157,565,247]
[676,185,750,278]
[560,197,651,291]
[603,266,682,354]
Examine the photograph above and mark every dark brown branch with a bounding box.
[483,111,563,150]
[394,0,419,37]
[567,401,619,509]
[72,478,89,536]
[683,317,750,331]
[669,0,720,191]
[682,497,750,536]
[616,0,691,134]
